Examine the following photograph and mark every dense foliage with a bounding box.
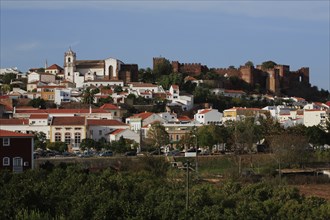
[1,160,329,219]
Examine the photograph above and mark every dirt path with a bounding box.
[294,184,330,200]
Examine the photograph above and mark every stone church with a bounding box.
[64,48,138,87]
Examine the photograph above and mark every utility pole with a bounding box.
[185,160,190,213]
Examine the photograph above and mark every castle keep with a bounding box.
[153,57,310,94]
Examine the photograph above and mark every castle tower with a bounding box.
[64,48,76,82]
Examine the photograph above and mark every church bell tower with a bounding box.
[64,47,76,82]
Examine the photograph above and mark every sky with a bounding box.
[1,0,329,91]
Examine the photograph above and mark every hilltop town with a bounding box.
[0,48,329,170]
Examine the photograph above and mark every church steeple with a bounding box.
[64,47,76,82]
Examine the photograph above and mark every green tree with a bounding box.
[153,58,172,78]
[82,87,95,104]
[80,138,96,151]
[146,122,169,154]
[46,141,67,153]
[270,134,310,168]
[113,85,123,93]
[28,97,46,109]
[33,132,47,150]
[245,61,254,67]
[0,84,11,94]
[1,73,17,84]
[261,60,277,70]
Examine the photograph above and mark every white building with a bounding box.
[194,108,223,125]
[303,110,328,127]
[54,88,71,105]
[63,48,137,87]
[126,112,165,132]
[86,119,129,142]
[50,116,86,150]
[167,85,194,111]
[109,129,140,144]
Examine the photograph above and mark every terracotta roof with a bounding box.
[39,85,66,89]
[16,109,47,114]
[29,114,48,119]
[177,116,192,121]
[304,109,324,112]
[109,129,125,135]
[46,109,109,114]
[87,119,127,126]
[100,89,112,94]
[0,129,34,137]
[130,83,157,87]
[129,112,153,120]
[95,95,109,98]
[171,85,179,89]
[224,107,261,111]
[198,109,212,114]
[46,64,63,70]
[51,116,85,126]
[99,104,119,110]
[141,92,152,95]
[0,119,29,125]
[326,101,330,107]
[184,76,197,81]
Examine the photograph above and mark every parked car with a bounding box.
[166,150,181,156]
[99,151,113,157]
[124,151,137,156]
[79,151,93,158]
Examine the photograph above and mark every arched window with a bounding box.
[65,133,71,144]
[109,65,113,77]
[74,132,81,144]
[68,57,71,62]
[55,132,61,142]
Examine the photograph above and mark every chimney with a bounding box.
[89,105,92,114]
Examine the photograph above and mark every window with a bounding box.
[90,130,93,136]
[3,138,10,146]
[74,133,81,144]
[55,132,61,142]
[3,157,10,166]
[99,130,102,135]
[114,111,117,116]
[65,133,71,144]
[68,57,71,62]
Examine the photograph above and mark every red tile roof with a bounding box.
[46,64,63,70]
[198,109,212,114]
[99,104,119,110]
[129,112,153,120]
[87,119,127,126]
[51,116,85,126]
[39,85,66,89]
[171,85,179,89]
[177,116,192,121]
[110,129,125,135]
[0,119,29,125]
[130,83,157,87]
[29,114,48,119]
[0,129,34,137]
